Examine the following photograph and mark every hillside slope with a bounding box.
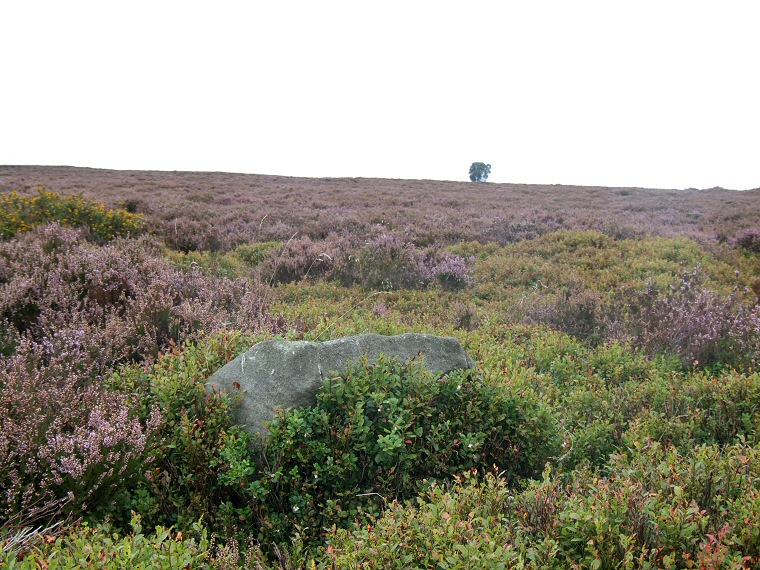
[2,165,758,250]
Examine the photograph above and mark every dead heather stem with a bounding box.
[1,496,73,555]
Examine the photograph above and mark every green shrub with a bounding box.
[324,442,760,569]
[622,369,760,451]
[0,515,211,569]
[256,357,559,543]
[234,241,282,267]
[607,441,760,558]
[105,331,261,534]
[562,418,620,470]
[510,444,760,568]
[325,471,519,569]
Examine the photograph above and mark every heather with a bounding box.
[0,223,279,362]
[2,171,760,568]
[0,222,281,549]
[2,166,759,251]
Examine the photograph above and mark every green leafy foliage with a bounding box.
[0,515,211,569]
[326,471,518,569]
[327,442,760,569]
[105,331,261,534]
[256,357,559,543]
[469,162,491,182]
[233,241,282,267]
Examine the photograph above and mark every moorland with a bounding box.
[1,165,760,568]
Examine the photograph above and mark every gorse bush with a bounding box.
[0,188,142,241]
[255,357,558,543]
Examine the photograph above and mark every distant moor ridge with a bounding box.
[1,165,758,250]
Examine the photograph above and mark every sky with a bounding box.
[3,1,759,190]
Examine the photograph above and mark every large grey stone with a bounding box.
[206,333,476,438]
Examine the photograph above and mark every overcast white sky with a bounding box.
[2,1,758,189]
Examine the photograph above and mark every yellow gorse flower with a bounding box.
[0,186,142,240]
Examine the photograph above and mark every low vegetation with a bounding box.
[1,169,760,568]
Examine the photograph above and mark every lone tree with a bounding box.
[469,162,491,182]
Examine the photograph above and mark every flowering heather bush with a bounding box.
[734,227,760,253]
[246,230,474,291]
[329,230,474,291]
[0,338,161,525]
[4,167,760,565]
[0,225,281,535]
[624,266,760,369]
[525,282,610,346]
[483,214,562,245]
[258,234,350,284]
[159,217,222,253]
[0,223,280,364]
[337,231,423,289]
[418,249,475,291]
[9,166,758,253]
[0,188,142,241]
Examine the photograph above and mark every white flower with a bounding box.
[292,505,299,513]
[468,443,473,448]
